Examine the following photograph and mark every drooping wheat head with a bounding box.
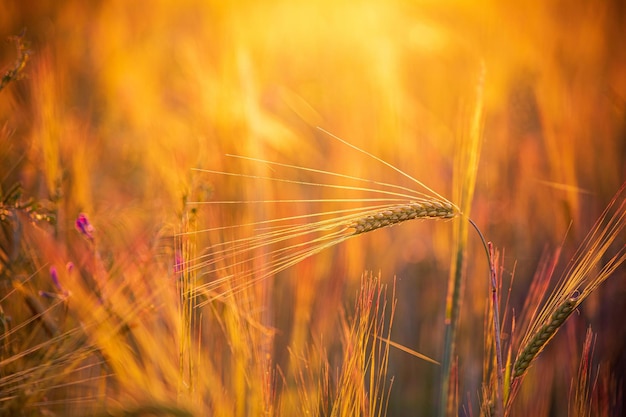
[349,201,456,235]
[185,129,460,303]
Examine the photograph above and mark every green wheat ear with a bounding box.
[511,182,626,381]
[512,296,577,377]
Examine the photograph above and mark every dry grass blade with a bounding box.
[569,327,598,417]
[331,274,395,417]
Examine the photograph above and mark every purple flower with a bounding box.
[50,266,63,291]
[40,265,70,300]
[75,213,94,240]
[39,290,57,299]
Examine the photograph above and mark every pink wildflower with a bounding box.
[75,213,94,240]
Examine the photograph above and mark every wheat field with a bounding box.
[1,1,625,416]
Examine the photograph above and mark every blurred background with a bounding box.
[1,0,625,415]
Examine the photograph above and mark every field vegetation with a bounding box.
[1,1,625,416]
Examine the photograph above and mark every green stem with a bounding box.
[439,236,466,417]
[440,211,470,417]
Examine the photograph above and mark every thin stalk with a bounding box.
[440,62,485,417]
[485,240,504,417]
[462,218,505,415]
[487,242,504,417]
[440,224,465,417]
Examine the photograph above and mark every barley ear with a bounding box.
[512,296,578,378]
[349,201,456,235]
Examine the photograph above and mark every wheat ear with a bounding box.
[512,296,577,377]
[511,182,626,381]
[188,198,458,303]
[188,129,460,301]
[349,201,456,235]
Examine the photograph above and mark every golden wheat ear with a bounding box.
[349,201,456,235]
[185,129,459,299]
[511,182,626,380]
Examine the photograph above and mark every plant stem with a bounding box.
[440,64,485,417]
[440,233,466,417]
[467,219,504,416]
[487,243,504,417]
